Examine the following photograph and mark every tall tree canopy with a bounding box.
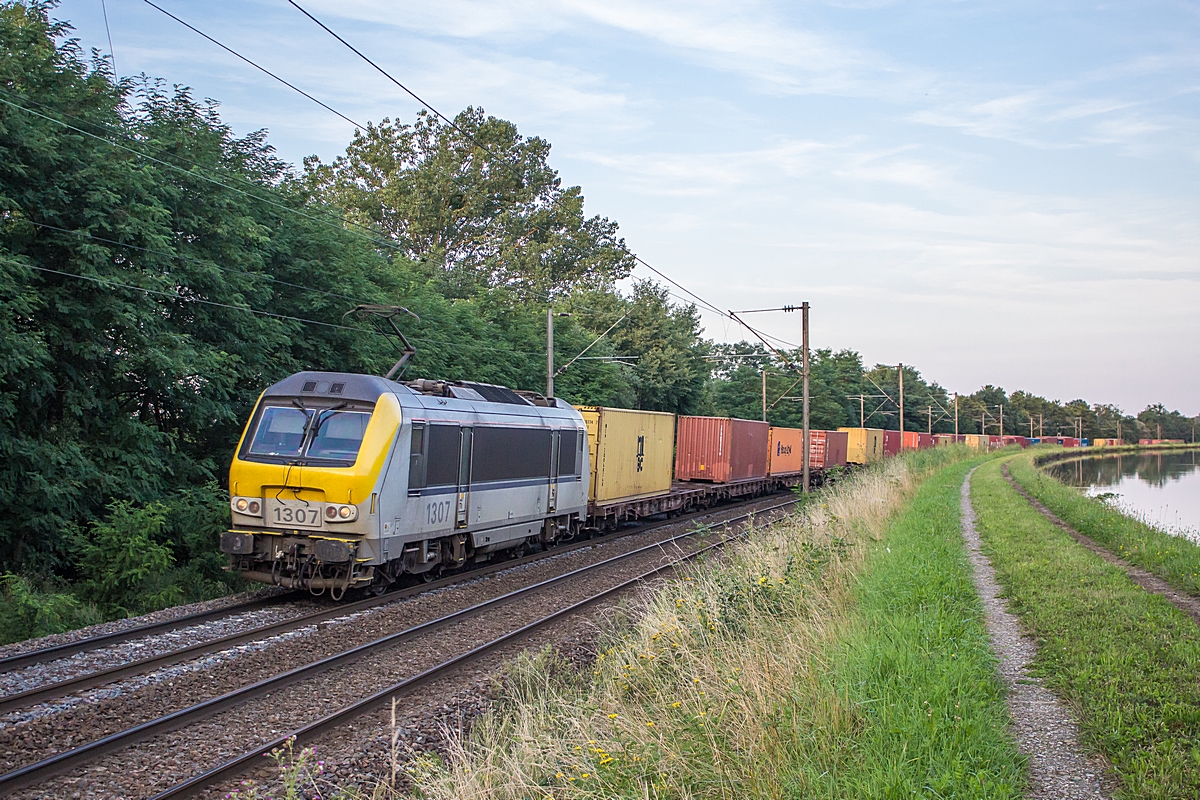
[303,108,635,302]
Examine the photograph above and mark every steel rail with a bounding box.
[0,499,800,796]
[153,500,800,800]
[0,494,788,714]
[0,593,300,675]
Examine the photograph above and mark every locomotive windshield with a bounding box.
[245,404,372,464]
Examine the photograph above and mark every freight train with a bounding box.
[220,370,1032,597]
[221,371,857,597]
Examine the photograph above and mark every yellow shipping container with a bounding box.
[576,406,675,506]
[838,427,883,464]
[963,434,985,449]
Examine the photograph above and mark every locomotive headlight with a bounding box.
[231,497,262,517]
[324,504,358,523]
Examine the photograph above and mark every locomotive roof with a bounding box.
[263,371,582,421]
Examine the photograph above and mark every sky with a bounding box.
[58,0,1200,414]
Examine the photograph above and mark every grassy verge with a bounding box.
[972,457,1200,799]
[1009,451,1200,596]
[307,446,1023,799]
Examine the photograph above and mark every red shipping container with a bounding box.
[806,429,849,469]
[882,429,901,456]
[675,416,769,483]
[901,431,920,450]
[918,433,934,449]
[822,430,848,467]
[989,436,1003,449]
[1062,437,1079,448]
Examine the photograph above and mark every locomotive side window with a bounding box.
[408,423,427,490]
[425,425,461,487]
[472,427,552,483]
[558,429,578,476]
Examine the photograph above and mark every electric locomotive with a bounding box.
[222,371,589,597]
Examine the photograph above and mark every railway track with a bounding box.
[0,494,791,716]
[0,593,300,676]
[0,494,802,798]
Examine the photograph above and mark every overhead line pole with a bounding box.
[802,302,810,494]
[898,363,905,442]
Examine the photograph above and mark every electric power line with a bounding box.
[140,0,365,130]
[283,0,800,353]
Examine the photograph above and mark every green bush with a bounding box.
[0,573,102,644]
[72,500,181,616]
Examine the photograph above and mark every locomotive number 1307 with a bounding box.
[425,500,453,526]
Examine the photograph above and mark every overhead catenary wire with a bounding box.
[1,255,617,361]
[10,219,370,306]
[140,0,365,130]
[283,0,801,354]
[0,90,401,256]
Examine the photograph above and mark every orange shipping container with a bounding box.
[901,431,920,450]
[675,416,769,483]
[767,427,804,475]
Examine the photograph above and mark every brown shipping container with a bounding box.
[675,416,769,483]
[933,433,956,446]
[820,430,848,467]
[918,433,935,449]
[883,430,901,456]
[767,427,804,475]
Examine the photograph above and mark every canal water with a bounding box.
[1047,449,1200,542]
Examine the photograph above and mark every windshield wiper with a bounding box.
[310,402,349,440]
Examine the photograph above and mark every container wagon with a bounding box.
[839,427,883,464]
[675,416,769,483]
[917,433,934,449]
[882,430,901,457]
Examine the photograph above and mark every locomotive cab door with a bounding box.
[548,430,560,512]
[455,427,473,529]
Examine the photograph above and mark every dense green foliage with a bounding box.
[0,2,1194,641]
[973,458,1200,799]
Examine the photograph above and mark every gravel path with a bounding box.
[1002,463,1200,624]
[961,468,1109,800]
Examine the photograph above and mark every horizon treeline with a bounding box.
[0,3,1194,636]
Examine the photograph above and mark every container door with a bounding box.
[548,430,560,512]
[455,427,473,529]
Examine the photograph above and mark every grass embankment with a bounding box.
[380,448,1023,799]
[1010,452,1200,596]
[972,457,1200,799]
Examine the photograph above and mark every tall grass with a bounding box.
[388,445,1005,799]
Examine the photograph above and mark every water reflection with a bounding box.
[1047,449,1200,540]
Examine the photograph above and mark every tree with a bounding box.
[303,109,635,302]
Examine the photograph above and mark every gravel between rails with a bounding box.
[962,468,1109,799]
[0,587,290,662]
[0,602,326,700]
[0,495,793,786]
